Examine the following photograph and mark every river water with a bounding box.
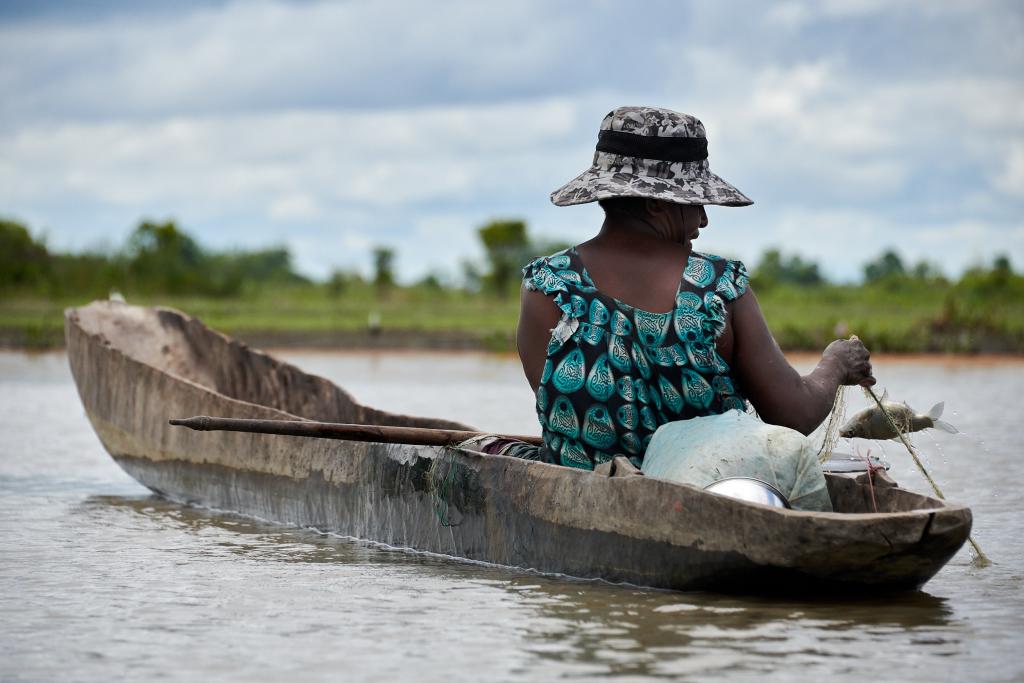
[1,350,1022,682]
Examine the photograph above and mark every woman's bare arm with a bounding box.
[516,285,562,393]
[729,287,874,435]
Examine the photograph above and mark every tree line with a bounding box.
[0,216,1017,299]
[0,218,306,298]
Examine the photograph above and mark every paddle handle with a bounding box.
[169,415,544,448]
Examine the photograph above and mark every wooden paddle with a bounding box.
[169,415,544,448]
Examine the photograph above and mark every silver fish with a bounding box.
[839,392,959,440]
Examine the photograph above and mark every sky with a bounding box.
[1,0,1022,283]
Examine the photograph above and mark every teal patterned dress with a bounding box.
[522,246,749,470]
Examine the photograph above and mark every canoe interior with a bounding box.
[70,300,472,431]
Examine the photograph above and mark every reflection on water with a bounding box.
[76,493,964,680]
[92,493,956,626]
[2,350,1022,682]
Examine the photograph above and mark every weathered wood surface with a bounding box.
[65,301,972,592]
[169,415,544,447]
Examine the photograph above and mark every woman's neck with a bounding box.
[593,214,692,255]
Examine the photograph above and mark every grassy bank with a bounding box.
[0,285,522,351]
[4,216,1021,354]
[755,282,1024,353]
[3,277,1022,354]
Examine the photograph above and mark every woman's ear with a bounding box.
[644,198,666,216]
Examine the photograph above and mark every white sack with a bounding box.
[641,410,832,512]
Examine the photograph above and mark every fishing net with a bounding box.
[427,448,463,527]
[857,384,991,565]
[815,385,848,463]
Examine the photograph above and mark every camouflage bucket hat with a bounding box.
[550,106,753,207]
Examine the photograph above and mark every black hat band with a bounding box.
[596,130,708,163]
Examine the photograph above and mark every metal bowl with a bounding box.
[704,477,792,509]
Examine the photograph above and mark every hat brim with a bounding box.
[550,167,753,207]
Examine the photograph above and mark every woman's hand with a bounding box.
[730,290,875,434]
[821,336,875,387]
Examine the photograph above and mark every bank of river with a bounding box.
[1,350,1022,682]
[3,285,1023,353]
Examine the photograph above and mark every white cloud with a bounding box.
[0,93,592,279]
[785,0,1006,20]
[1,0,1021,282]
[0,0,591,123]
[268,193,321,222]
[763,2,812,31]
[0,98,581,211]
[671,46,1024,213]
[994,141,1024,197]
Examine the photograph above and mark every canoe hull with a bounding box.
[108,451,968,592]
[67,302,971,593]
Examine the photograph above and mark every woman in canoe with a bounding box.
[492,106,874,475]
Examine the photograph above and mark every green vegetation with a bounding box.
[371,246,396,298]
[478,219,530,298]
[1,217,1022,353]
[750,248,823,287]
[751,247,1024,353]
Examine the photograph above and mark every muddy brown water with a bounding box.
[1,350,1022,682]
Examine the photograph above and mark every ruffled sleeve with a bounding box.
[715,259,749,302]
[522,252,579,320]
[697,258,748,340]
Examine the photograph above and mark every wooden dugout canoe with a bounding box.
[65,301,971,593]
